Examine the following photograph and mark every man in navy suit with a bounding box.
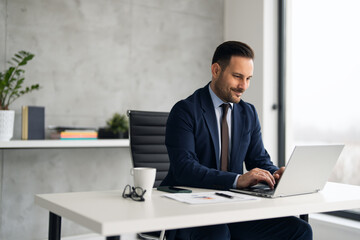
[161,41,312,239]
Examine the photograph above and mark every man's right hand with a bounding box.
[236,168,276,189]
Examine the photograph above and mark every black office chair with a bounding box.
[127,110,170,240]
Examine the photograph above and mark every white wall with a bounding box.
[224,0,279,166]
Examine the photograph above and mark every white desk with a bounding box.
[35,182,360,239]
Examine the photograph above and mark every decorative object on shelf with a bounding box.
[98,113,129,139]
[0,51,39,141]
[22,106,45,140]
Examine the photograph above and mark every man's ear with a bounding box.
[211,63,222,78]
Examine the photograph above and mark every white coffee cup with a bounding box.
[130,167,156,200]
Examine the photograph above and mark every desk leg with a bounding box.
[106,236,120,240]
[300,214,309,222]
[49,212,61,240]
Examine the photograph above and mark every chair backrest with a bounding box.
[127,110,170,187]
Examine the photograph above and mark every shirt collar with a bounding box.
[208,84,234,109]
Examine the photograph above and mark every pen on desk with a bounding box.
[215,192,233,199]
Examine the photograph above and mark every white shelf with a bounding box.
[0,139,130,149]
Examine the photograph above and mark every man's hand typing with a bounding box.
[236,168,276,189]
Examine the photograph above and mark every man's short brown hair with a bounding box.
[212,41,254,70]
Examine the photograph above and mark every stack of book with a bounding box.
[60,130,98,140]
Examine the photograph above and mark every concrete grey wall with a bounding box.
[0,0,5,69]
[5,0,223,134]
[1,148,134,239]
[0,0,224,239]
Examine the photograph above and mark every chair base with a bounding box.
[137,230,166,240]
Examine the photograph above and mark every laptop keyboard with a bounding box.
[252,188,275,194]
[249,183,277,194]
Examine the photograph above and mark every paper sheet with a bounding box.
[162,191,259,204]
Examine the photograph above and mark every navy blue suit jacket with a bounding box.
[161,83,278,190]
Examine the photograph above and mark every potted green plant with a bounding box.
[98,113,129,139]
[0,51,39,141]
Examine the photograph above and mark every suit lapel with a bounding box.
[230,102,245,171]
[200,85,220,169]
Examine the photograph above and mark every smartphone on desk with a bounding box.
[157,186,192,193]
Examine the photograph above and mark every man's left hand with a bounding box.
[273,167,285,183]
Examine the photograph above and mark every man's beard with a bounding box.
[213,78,243,103]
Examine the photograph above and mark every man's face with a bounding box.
[210,56,253,103]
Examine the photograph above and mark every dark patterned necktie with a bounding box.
[221,103,230,171]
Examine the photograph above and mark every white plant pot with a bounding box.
[0,110,15,141]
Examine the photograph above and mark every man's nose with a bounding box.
[237,78,247,89]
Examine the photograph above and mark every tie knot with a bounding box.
[221,103,230,115]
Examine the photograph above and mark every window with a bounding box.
[287,0,360,216]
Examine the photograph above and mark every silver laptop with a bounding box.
[230,145,344,198]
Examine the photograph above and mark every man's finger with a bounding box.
[273,167,285,182]
[259,169,275,185]
[253,171,275,189]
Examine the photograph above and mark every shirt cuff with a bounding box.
[232,174,241,189]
